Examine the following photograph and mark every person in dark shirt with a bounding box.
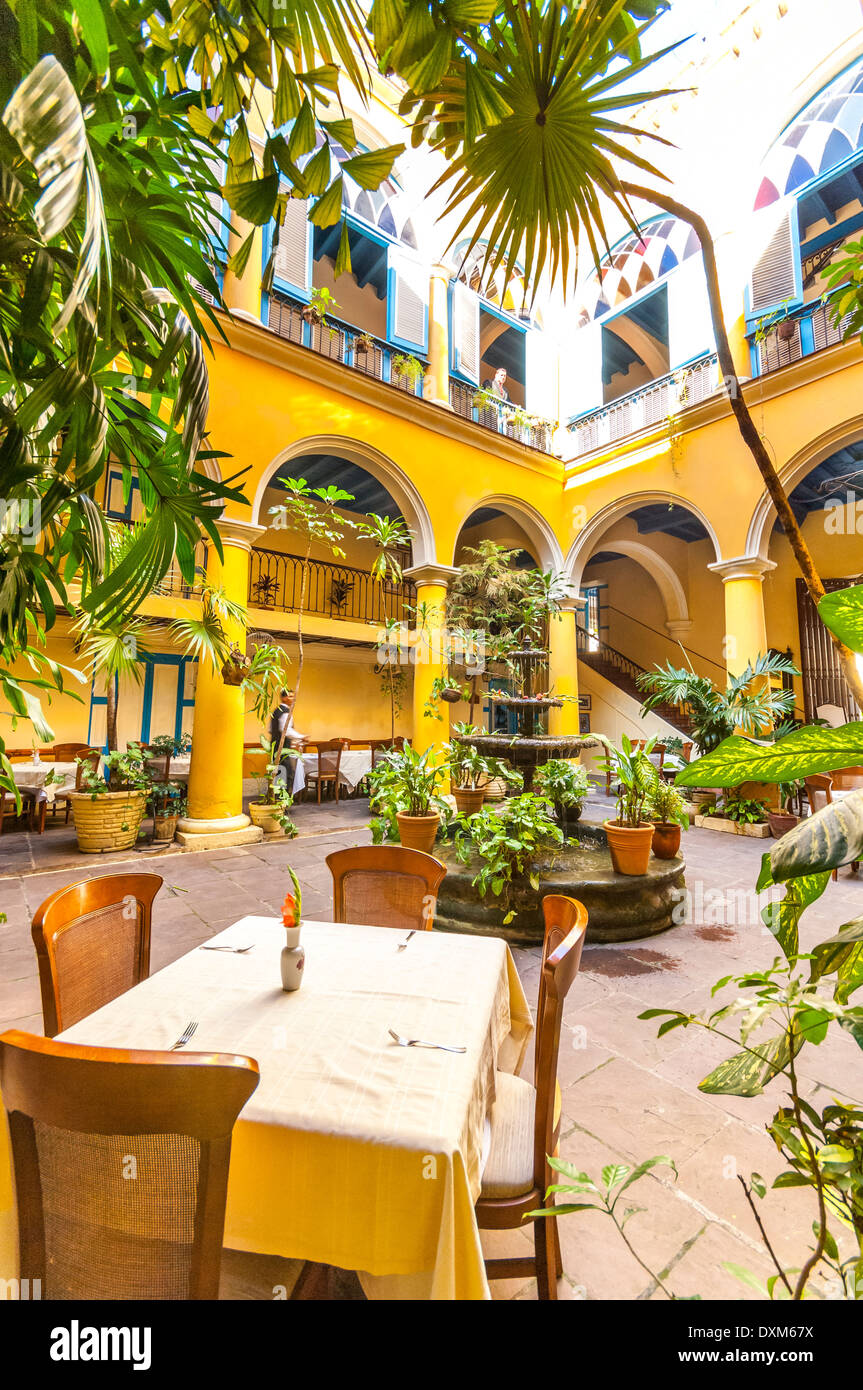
[481,366,510,401]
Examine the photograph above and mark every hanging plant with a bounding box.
[221,643,251,686]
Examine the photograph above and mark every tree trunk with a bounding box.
[105,677,118,753]
[620,182,863,712]
[293,538,311,710]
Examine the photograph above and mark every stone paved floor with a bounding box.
[1,789,861,1300]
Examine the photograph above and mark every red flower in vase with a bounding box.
[282,868,303,930]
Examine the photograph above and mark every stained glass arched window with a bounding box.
[576,218,701,325]
[754,56,863,210]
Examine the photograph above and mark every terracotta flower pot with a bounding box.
[651,821,682,859]
[248,802,286,837]
[153,813,179,843]
[767,810,799,839]
[777,319,796,341]
[454,787,485,815]
[396,810,440,854]
[603,819,655,876]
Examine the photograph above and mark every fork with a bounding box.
[388,1027,466,1054]
[170,1020,198,1051]
[396,930,416,953]
[200,944,254,953]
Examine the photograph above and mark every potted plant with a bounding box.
[445,737,521,815]
[723,792,770,835]
[252,573,279,608]
[69,748,151,853]
[391,352,425,390]
[302,286,338,327]
[150,782,186,843]
[221,641,251,686]
[645,776,689,859]
[248,738,298,838]
[767,781,801,838]
[533,758,591,834]
[599,735,656,875]
[354,330,375,357]
[453,794,563,925]
[367,743,449,853]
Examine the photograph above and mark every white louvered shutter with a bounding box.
[748,200,802,317]
[667,254,715,368]
[272,196,312,295]
[386,247,428,353]
[452,280,480,383]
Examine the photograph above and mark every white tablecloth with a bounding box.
[297,749,373,794]
[32,915,531,1299]
[9,761,78,803]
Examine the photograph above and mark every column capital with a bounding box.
[215,517,268,552]
[665,618,694,638]
[707,555,776,583]
[431,260,456,282]
[404,562,460,590]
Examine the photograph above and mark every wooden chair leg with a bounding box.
[533,1217,558,1301]
[316,777,322,804]
[551,1212,563,1279]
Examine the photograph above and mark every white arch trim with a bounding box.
[565,491,723,592]
[251,434,437,567]
[591,538,690,626]
[452,494,564,573]
[746,416,863,562]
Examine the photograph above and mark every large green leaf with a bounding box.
[770,790,863,881]
[818,585,863,656]
[2,55,87,240]
[757,856,831,961]
[675,724,863,788]
[699,1034,793,1097]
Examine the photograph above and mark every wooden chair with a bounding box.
[49,747,102,827]
[31,873,163,1036]
[804,774,860,879]
[369,736,405,768]
[0,1029,259,1300]
[0,786,39,835]
[51,742,94,760]
[476,894,588,1300]
[326,845,447,930]
[304,739,345,803]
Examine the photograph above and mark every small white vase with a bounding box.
[280,924,305,991]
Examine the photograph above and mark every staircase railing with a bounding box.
[576,624,695,731]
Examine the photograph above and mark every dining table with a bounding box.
[0,915,532,1300]
[8,760,79,803]
[296,748,373,796]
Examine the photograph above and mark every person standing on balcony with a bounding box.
[482,366,510,401]
[269,689,306,794]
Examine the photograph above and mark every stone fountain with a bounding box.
[434,638,686,945]
[455,638,594,790]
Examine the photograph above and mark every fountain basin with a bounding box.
[434,815,685,945]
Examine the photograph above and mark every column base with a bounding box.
[175,814,263,851]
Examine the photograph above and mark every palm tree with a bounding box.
[637,652,800,755]
[373,0,863,710]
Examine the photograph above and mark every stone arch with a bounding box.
[251,434,437,566]
[565,492,723,595]
[746,417,863,561]
[589,538,690,626]
[451,495,564,573]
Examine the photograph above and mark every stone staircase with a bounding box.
[576,627,696,740]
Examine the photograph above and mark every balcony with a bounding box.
[449,379,555,454]
[568,353,720,459]
[267,291,426,397]
[750,297,853,376]
[248,549,417,626]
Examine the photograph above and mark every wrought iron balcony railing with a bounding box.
[266,292,426,397]
[567,353,721,459]
[248,548,417,626]
[449,379,555,454]
[750,297,853,376]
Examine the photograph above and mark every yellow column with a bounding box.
[548,599,582,737]
[708,556,774,678]
[221,215,263,320]
[177,518,266,848]
[404,564,458,758]
[425,263,453,410]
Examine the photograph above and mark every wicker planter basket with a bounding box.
[248,802,286,837]
[69,789,148,853]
